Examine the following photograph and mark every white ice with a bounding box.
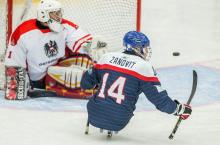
[0,0,220,145]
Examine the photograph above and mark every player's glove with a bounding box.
[173,100,192,120]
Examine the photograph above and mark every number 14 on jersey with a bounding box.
[98,73,126,104]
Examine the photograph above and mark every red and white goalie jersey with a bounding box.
[5,18,92,81]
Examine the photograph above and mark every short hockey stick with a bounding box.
[85,119,89,134]
[169,70,198,140]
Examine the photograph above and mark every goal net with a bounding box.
[0,0,141,89]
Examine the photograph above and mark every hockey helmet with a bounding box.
[123,31,151,60]
[37,0,63,23]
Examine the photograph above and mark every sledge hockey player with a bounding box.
[4,0,107,100]
[81,31,192,137]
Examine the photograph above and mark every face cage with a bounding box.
[144,46,152,61]
[48,8,63,23]
[133,46,152,61]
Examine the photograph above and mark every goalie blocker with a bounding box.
[5,67,29,100]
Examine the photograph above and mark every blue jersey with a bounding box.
[81,52,177,131]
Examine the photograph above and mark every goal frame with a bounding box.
[6,0,13,48]
[1,0,142,90]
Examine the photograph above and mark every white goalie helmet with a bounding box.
[37,0,64,32]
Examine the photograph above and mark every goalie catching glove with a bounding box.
[82,35,108,61]
[173,100,192,120]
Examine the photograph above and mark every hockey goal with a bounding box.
[0,0,142,89]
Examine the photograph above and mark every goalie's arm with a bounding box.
[65,25,107,61]
[81,67,100,90]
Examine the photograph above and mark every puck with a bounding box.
[173,52,180,56]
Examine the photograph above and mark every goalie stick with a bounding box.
[169,70,198,140]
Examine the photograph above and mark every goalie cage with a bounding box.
[0,0,142,90]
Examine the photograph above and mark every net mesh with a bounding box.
[0,0,7,89]
[23,0,139,51]
[0,0,140,89]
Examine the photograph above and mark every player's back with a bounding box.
[86,51,159,131]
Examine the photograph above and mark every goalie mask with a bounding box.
[37,0,64,32]
[123,31,152,61]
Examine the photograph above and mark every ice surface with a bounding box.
[0,0,220,145]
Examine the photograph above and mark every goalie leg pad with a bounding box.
[5,67,29,100]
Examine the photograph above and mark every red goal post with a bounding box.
[0,0,142,89]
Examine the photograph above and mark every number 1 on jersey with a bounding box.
[98,73,126,104]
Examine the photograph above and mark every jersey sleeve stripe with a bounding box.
[72,34,92,52]
[75,37,92,53]
[94,64,159,82]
